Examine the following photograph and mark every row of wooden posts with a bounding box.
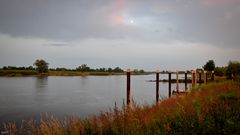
[126,69,215,105]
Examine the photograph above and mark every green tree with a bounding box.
[33,59,49,73]
[76,64,90,72]
[214,67,226,76]
[133,69,139,73]
[139,69,145,73]
[113,67,124,72]
[107,68,113,72]
[99,68,106,72]
[226,61,240,79]
[203,60,215,71]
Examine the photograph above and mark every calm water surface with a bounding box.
[0,75,189,124]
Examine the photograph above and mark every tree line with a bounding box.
[203,59,240,80]
[1,59,145,74]
[1,59,239,79]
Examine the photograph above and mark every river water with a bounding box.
[0,74,190,124]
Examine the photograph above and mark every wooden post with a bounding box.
[199,71,202,84]
[185,71,188,91]
[204,71,207,84]
[156,70,160,103]
[176,70,179,93]
[211,71,215,81]
[168,71,172,98]
[192,70,196,87]
[127,69,131,106]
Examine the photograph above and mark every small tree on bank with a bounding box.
[34,59,49,73]
[203,60,215,71]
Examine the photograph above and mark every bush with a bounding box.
[214,67,226,76]
[226,61,240,79]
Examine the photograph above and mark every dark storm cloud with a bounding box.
[0,0,240,47]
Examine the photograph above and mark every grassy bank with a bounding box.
[0,70,147,76]
[2,81,240,134]
[0,70,38,76]
[48,71,146,76]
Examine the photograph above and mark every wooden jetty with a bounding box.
[126,69,214,106]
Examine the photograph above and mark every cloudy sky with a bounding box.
[0,0,240,71]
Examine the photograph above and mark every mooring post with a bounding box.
[204,71,207,84]
[185,71,188,91]
[176,70,179,93]
[199,71,202,84]
[156,70,160,103]
[127,69,131,106]
[211,71,215,81]
[168,71,172,98]
[192,70,196,87]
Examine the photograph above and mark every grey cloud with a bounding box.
[0,0,123,40]
[48,43,68,47]
[0,0,240,48]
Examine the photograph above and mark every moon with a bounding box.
[130,20,134,24]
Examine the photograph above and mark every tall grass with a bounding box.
[2,81,240,134]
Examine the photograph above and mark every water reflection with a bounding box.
[35,77,48,89]
[34,77,48,103]
[79,76,88,90]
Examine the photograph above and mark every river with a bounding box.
[0,74,190,124]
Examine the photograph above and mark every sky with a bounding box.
[0,0,240,71]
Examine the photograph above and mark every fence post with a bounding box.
[192,70,196,87]
[156,70,160,103]
[204,70,207,84]
[176,70,179,93]
[185,71,188,91]
[168,71,172,98]
[199,71,202,84]
[211,71,215,81]
[127,69,131,106]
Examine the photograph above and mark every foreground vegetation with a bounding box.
[2,81,240,134]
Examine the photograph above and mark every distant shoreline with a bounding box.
[0,70,148,77]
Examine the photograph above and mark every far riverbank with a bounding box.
[0,70,148,77]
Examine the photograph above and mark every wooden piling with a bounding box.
[204,71,207,84]
[176,70,179,93]
[192,70,196,87]
[156,70,160,103]
[127,69,131,106]
[211,71,215,81]
[199,71,202,84]
[185,71,188,91]
[168,71,172,98]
